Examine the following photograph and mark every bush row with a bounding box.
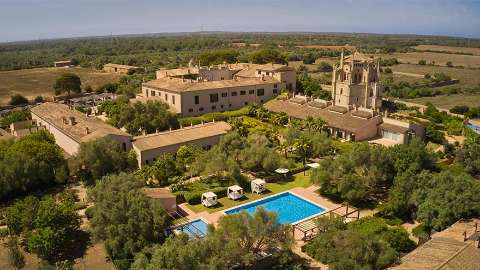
[178,186,228,205]
[178,106,250,125]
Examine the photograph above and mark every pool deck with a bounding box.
[178,185,357,226]
[177,185,372,270]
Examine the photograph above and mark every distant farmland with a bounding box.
[377,52,480,68]
[390,64,480,88]
[414,45,480,56]
[0,67,122,104]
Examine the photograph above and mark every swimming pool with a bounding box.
[177,219,208,238]
[224,192,326,224]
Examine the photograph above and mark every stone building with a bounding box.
[103,63,144,74]
[132,121,231,167]
[332,51,383,110]
[142,62,295,117]
[30,102,132,155]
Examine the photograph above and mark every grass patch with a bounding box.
[185,172,312,213]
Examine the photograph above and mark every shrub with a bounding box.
[84,206,95,219]
[412,223,430,239]
[9,94,28,105]
[418,60,427,65]
[384,67,393,74]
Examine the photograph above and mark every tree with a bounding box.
[311,143,394,205]
[317,61,333,72]
[133,207,292,269]
[250,48,286,64]
[88,173,171,262]
[7,237,25,270]
[34,95,44,103]
[294,135,313,167]
[6,196,80,262]
[9,94,28,105]
[53,73,81,96]
[455,140,480,176]
[446,61,453,67]
[69,137,135,184]
[148,153,181,186]
[176,144,204,171]
[0,131,69,200]
[450,105,469,115]
[0,110,31,129]
[418,59,427,65]
[305,227,398,270]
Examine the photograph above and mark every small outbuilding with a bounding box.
[144,188,177,215]
[251,179,266,194]
[201,192,218,207]
[227,185,244,200]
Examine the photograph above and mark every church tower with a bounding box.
[331,51,383,111]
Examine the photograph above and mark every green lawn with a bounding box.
[186,172,312,213]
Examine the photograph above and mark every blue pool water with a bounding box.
[466,124,480,134]
[224,192,326,224]
[179,219,208,238]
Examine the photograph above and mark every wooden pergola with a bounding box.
[292,204,360,240]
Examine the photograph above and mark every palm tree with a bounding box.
[294,136,313,175]
[277,141,290,159]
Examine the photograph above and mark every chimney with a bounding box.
[169,126,172,131]
[85,127,90,134]
[179,123,183,129]
[68,116,75,125]
[62,116,67,124]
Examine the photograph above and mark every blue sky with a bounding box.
[1,0,479,42]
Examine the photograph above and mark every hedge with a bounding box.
[178,106,250,125]
[182,187,228,205]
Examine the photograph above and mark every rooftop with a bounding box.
[265,99,382,133]
[132,121,231,151]
[389,218,480,270]
[0,128,13,141]
[143,76,279,93]
[30,102,130,143]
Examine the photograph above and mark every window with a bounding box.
[244,102,248,105]
[151,90,156,96]
[249,89,255,94]
[165,93,168,101]
[221,77,224,80]
[257,89,264,96]
[212,105,216,110]
[221,92,228,97]
[188,108,193,112]
[273,89,278,95]
[260,99,264,103]
[210,93,219,103]
[231,91,237,96]
[194,95,199,105]
[240,90,246,95]
[220,104,224,109]
[172,96,175,104]
[229,104,232,108]
[266,72,270,76]
[257,70,261,75]
[274,84,278,88]
[145,160,149,165]
[340,88,343,94]
[199,107,204,111]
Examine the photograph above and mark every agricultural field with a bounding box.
[376,51,480,68]
[389,64,480,87]
[296,45,356,51]
[404,93,480,110]
[414,45,480,56]
[0,67,122,104]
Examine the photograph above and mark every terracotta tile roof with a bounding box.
[389,219,480,270]
[143,77,279,93]
[379,122,410,134]
[265,99,382,133]
[132,121,231,151]
[30,102,130,143]
[158,67,199,77]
